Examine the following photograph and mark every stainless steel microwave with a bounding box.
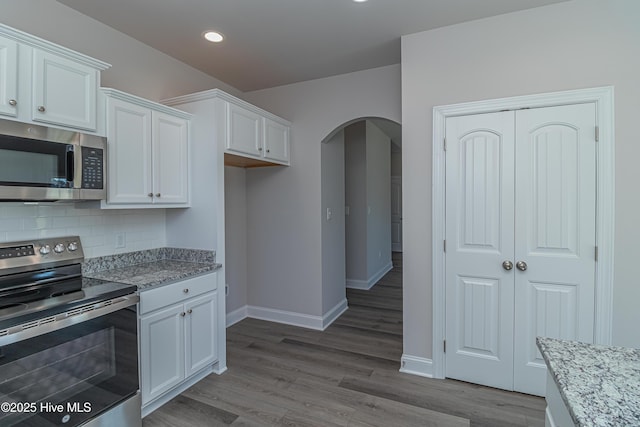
[0,119,106,201]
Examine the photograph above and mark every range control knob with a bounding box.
[39,245,51,255]
[54,243,65,254]
[67,242,79,252]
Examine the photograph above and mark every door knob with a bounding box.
[502,260,513,271]
[8,99,17,106]
[516,261,528,271]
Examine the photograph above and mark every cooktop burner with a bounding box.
[0,236,137,329]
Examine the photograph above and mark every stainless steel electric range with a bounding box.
[0,236,141,427]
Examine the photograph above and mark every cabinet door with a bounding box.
[227,102,262,157]
[106,98,153,204]
[263,118,290,164]
[140,304,186,405]
[0,35,18,118]
[32,49,98,130]
[184,292,217,377]
[152,111,189,204]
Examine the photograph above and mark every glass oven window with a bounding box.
[0,306,138,427]
[0,135,73,188]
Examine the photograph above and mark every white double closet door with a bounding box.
[444,103,597,396]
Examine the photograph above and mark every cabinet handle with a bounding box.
[8,99,17,106]
[38,106,46,112]
[183,288,189,294]
[187,309,193,314]
[180,312,186,317]
[155,193,161,198]
[148,193,153,197]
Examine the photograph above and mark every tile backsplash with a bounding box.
[0,203,166,258]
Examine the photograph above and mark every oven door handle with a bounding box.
[0,293,139,346]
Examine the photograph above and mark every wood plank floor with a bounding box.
[144,253,545,426]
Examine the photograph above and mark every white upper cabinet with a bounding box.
[222,94,291,167]
[0,24,110,132]
[227,102,262,157]
[152,111,189,205]
[103,89,191,208]
[0,34,18,118]
[263,117,290,164]
[106,97,153,205]
[164,89,291,167]
[32,50,99,131]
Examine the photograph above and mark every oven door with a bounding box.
[0,295,139,427]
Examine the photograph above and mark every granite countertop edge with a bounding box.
[82,247,222,291]
[536,336,640,427]
[537,337,581,425]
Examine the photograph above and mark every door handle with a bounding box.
[502,260,513,271]
[516,261,528,271]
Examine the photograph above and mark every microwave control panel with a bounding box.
[81,146,104,189]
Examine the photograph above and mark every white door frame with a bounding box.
[431,86,615,380]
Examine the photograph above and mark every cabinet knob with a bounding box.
[181,312,186,317]
[38,106,46,112]
[155,193,161,198]
[148,193,153,197]
[183,288,189,294]
[267,149,270,153]
[187,309,193,314]
[258,147,263,151]
[8,99,17,106]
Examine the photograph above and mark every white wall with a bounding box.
[321,131,346,313]
[365,121,392,279]
[402,0,640,361]
[1,1,240,258]
[245,64,401,317]
[225,166,248,314]
[345,123,368,282]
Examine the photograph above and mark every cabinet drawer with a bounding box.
[140,272,217,315]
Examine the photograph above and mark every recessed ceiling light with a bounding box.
[203,31,224,43]
[353,0,368,2]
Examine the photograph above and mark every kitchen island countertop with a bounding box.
[537,337,640,427]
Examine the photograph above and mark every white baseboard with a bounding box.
[247,305,325,330]
[345,278,370,289]
[346,261,393,290]
[322,299,348,330]
[226,305,248,327]
[399,354,434,378]
[227,299,349,331]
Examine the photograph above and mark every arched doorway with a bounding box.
[320,117,402,343]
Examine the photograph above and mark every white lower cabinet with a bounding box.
[139,273,218,411]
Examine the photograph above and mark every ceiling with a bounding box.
[57,0,567,93]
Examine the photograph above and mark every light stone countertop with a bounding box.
[83,247,221,291]
[537,337,640,427]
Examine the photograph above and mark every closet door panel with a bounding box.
[513,103,597,395]
[444,111,516,391]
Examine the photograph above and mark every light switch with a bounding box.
[326,208,332,221]
[345,206,350,216]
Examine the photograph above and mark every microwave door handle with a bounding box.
[66,148,75,183]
